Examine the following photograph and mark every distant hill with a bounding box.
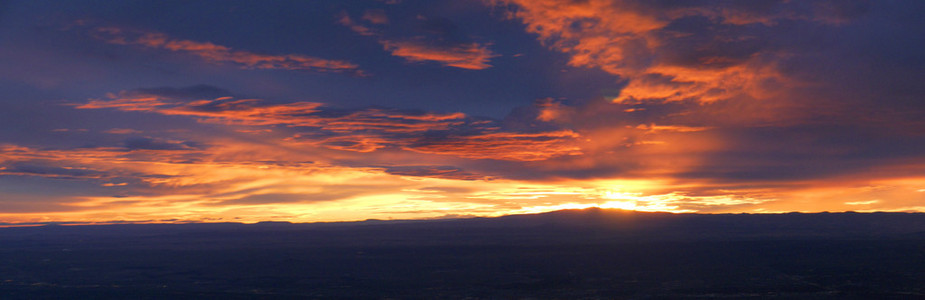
[3,209,925,245]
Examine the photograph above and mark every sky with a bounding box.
[1,0,924,224]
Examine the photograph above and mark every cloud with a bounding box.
[480,0,925,185]
[0,161,108,180]
[7,1,925,224]
[77,90,459,132]
[122,137,203,151]
[1,140,581,223]
[845,200,879,206]
[0,144,185,190]
[381,166,488,180]
[214,191,358,205]
[88,27,362,74]
[362,9,390,25]
[339,11,497,69]
[76,87,582,162]
[380,40,496,70]
[338,13,376,36]
[489,0,867,104]
[51,128,88,133]
[105,128,142,134]
[406,130,583,161]
[300,134,395,153]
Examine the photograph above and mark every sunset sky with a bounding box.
[1,0,924,224]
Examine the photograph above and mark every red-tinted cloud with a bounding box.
[491,0,846,103]
[339,11,497,70]
[77,92,461,132]
[75,89,581,162]
[380,40,496,70]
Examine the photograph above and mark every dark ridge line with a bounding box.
[1,207,923,229]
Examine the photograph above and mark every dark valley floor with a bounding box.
[2,209,925,299]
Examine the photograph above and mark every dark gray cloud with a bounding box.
[0,161,107,179]
[381,165,487,180]
[123,137,203,151]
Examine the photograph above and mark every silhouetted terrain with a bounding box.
[2,209,925,299]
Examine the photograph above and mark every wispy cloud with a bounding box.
[89,27,362,74]
[77,91,460,132]
[105,128,142,135]
[407,130,582,161]
[339,12,497,69]
[362,9,390,25]
[380,40,496,70]
[75,87,581,162]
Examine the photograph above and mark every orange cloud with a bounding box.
[105,128,143,134]
[91,27,361,73]
[535,98,574,122]
[0,140,729,224]
[290,134,394,153]
[407,130,583,161]
[75,90,582,162]
[339,11,497,70]
[380,40,497,70]
[493,0,798,103]
[77,92,462,133]
[493,0,663,74]
[0,141,679,224]
[62,84,925,224]
[3,135,923,224]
